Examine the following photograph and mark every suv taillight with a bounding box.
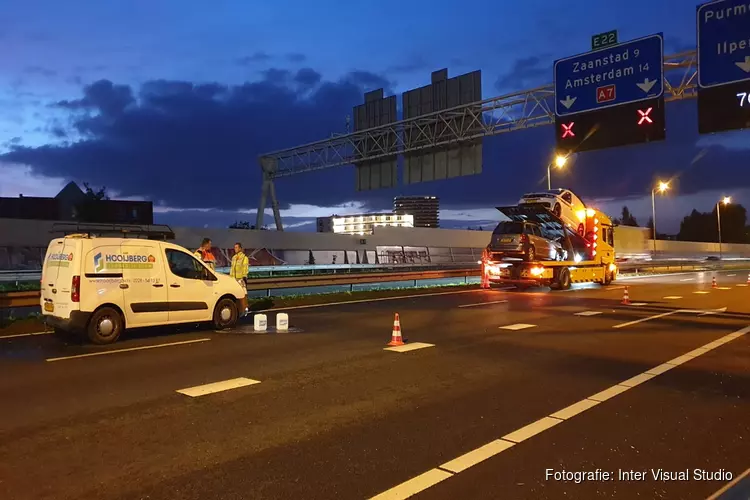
[71,275,80,302]
[520,233,528,243]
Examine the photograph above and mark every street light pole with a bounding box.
[651,189,657,255]
[547,155,567,190]
[547,164,551,190]
[717,201,722,260]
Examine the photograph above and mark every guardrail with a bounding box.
[2,260,749,310]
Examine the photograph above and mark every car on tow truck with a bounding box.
[488,220,565,261]
[518,189,587,232]
[483,204,617,290]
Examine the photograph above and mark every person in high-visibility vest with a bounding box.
[194,238,216,271]
[230,242,249,289]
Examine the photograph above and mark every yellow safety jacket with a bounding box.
[230,251,249,279]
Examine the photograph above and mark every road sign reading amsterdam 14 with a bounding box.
[554,34,664,116]
[697,0,750,88]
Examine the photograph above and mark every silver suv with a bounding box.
[488,221,564,261]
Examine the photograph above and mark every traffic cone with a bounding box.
[621,286,631,305]
[712,276,718,288]
[387,313,404,346]
[481,264,490,289]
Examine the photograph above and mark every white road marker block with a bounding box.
[276,313,289,332]
[384,342,435,353]
[574,311,602,316]
[253,314,267,332]
[177,377,261,397]
[499,323,536,331]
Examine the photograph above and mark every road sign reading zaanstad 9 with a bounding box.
[553,34,665,154]
[697,0,750,134]
[554,34,664,117]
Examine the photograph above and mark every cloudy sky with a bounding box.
[0,0,748,233]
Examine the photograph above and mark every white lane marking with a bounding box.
[0,330,51,339]
[574,311,602,316]
[706,467,750,500]
[727,274,736,277]
[458,299,508,308]
[663,296,683,299]
[502,416,562,443]
[612,310,679,329]
[440,439,515,473]
[693,291,710,294]
[629,302,648,306]
[370,325,750,500]
[549,399,600,420]
[499,323,536,331]
[45,338,211,362]
[680,278,695,282]
[176,377,261,397]
[384,342,435,353]
[619,372,656,388]
[716,286,731,290]
[369,468,453,500]
[264,288,501,313]
[737,284,749,287]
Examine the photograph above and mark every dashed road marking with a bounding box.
[693,291,710,294]
[46,338,211,362]
[629,302,648,306]
[680,278,695,282]
[574,311,602,316]
[663,296,683,300]
[384,342,435,353]
[458,299,508,308]
[737,284,749,287]
[612,310,679,329]
[716,287,731,290]
[727,274,737,277]
[499,323,536,331]
[176,377,261,397]
[369,325,750,500]
[0,330,51,339]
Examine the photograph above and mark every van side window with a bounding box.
[166,249,206,280]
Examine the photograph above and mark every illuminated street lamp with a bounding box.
[717,196,731,260]
[547,154,568,190]
[651,181,670,255]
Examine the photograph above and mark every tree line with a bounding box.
[613,205,749,244]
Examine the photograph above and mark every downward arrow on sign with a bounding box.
[736,56,750,73]
[559,96,577,109]
[636,78,657,93]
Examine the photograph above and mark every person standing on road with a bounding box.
[230,242,249,289]
[194,238,216,271]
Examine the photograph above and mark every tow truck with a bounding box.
[482,204,617,290]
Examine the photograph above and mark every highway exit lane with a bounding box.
[0,271,748,500]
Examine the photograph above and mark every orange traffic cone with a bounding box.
[481,264,490,289]
[387,313,404,346]
[712,276,717,288]
[621,286,631,305]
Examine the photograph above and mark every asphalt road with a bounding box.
[1,270,748,500]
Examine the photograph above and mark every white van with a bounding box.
[41,235,248,344]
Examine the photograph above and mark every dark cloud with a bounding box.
[2,69,395,213]
[286,53,306,63]
[345,70,395,94]
[24,66,57,77]
[262,68,291,84]
[495,56,549,91]
[236,52,272,65]
[294,68,322,87]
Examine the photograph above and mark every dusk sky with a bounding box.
[1,0,748,233]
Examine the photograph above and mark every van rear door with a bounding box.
[41,238,80,319]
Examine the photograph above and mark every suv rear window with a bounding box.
[493,222,525,235]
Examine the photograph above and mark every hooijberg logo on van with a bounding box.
[94,252,156,273]
[47,253,73,267]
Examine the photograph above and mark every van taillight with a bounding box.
[71,275,80,302]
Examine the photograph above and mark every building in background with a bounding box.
[393,196,439,228]
[0,182,153,225]
[316,213,414,235]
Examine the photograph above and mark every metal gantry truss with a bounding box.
[256,51,698,230]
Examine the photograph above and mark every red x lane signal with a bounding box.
[561,122,575,138]
[637,107,653,125]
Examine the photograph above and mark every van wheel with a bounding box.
[87,307,123,345]
[213,298,238,330]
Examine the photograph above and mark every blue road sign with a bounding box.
[697,0,750,88]
[554,34,664,117]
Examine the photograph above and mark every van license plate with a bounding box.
[44,302,54,312]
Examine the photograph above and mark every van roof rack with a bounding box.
[50,222,175,240]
